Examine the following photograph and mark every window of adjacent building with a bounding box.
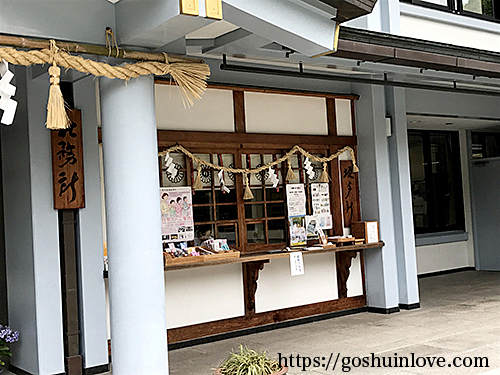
[402,0,500,21]
[408,130,465,234]
[471,132,500,159]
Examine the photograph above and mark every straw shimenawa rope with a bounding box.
[160,144,359,199]
[0,42,210,128]
[0,46,210,104]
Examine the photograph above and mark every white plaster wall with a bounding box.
[103,254,365,333]
[400,14,500,53]
[416,241,472,274]
[155,85,234,132]
[255,253,338,313]
[335,99,353,136]
[245,92,328,135]
[164,264,245,328]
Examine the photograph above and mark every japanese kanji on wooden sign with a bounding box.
[51,109,85,209]
[340,160,359,228]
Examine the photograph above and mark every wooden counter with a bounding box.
[164,241,384,271]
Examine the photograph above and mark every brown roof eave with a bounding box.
[332,27,500,78]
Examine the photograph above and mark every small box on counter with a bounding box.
[350,221,379,244]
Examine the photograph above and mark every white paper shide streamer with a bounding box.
[304,157,315,180]
[164,153,178,180]
[268,166,279,188]
[218,170,230,193]
[0,60,17,125]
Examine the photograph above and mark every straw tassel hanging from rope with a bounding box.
[285,159,297,182]
[192,165,203,190]
[243,174,254,200]
[46,41,70,130]
[318,162,330,183]
[348,148,360,172]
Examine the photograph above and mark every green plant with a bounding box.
[0,324,19,366]
[218,345,281,375]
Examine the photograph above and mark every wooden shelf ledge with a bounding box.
[164,241,384,271]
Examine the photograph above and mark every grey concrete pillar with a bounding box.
[100,75,168,374]
[386,87,420,308]
[2,67,65,374]
[352,83,400,311]
[73,76,109,370]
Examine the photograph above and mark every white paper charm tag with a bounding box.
[167,162,177,174]
[0,60,8,76]
[290,251,304,276]
[1,99,17,125]
[164,153,173,167]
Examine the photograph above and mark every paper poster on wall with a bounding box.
[290,251,305,276]
[305,215,318,238]
[289,215,306,246]
[311,183,333,229]
[306,215,332,238]
[317,214,333,230]
[160,187,194,242]
[286,183,306,216]
[311,183,330,215]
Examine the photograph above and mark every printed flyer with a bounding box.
[289,215,307,246]
[286,184,306,216]
[311,183,333,230]
[160,187,194,242]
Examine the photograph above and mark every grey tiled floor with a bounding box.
[6,271,498,374]
[167,271,499,375]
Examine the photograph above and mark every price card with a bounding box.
[290,251,305,276]
[366,221,379,243]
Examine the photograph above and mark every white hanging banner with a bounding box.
[0,60,17,126]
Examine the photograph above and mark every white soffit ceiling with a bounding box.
[407,115,500,131]
[187,20,240,39]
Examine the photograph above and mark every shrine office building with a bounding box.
[0,0,499,374]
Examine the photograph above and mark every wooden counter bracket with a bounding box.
[336,251,358,299]
[243,260,269,316]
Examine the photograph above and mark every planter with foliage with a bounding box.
[0,324,19,372]
[214,345,288,375]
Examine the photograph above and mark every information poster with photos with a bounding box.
[311,183,333,230]
[289,215,307,246]
[160,187,194,242]
[286,184,307,246]
[305,215,318,239]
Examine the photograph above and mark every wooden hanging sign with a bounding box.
[340,160,359,227]
[51,109,85,209]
